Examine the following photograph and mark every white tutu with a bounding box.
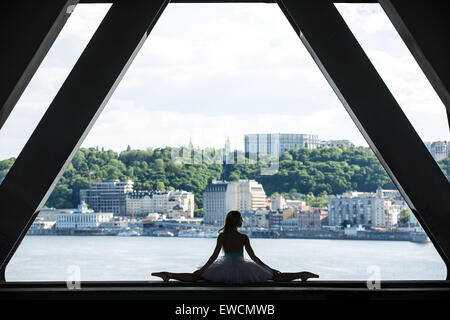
[201,252,274,283]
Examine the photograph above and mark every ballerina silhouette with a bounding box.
[152,210,319,283]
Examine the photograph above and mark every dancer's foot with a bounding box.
[299,272,319,282]
[152,272,171,282]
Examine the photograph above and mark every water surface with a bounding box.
[6,236,446,281]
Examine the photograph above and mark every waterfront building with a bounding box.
[203,179,268,226]
[37,208,68,221]
[268,211,283,230]
[241,210,270,229]
[28,218,56,235]
[282,208,296,220]
[203,182,228,226]
[244,133,320,156]
[126,190,194,218]
[320,209,329,226]
[270,195,306,211]
[328,191,387,228]
[425,141,449,161]
[281,216,299,231]
[298,208,321,230]
[80,180,134,215]
[55,202,113,230]
[320,139,355,148]
[384,201,400,229]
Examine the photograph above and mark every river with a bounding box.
[5,236,446,281]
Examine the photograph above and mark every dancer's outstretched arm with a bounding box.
[153,235,222,282]
[243,235,279,274]
[195,234,223,275]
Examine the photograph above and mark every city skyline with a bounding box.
[0,3,448,160]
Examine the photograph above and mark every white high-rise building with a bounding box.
[244,133,320,156]
[203,180,268,226]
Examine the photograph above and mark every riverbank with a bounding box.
[27,228,429,243]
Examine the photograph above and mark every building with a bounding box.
[320,139,355,148]
[270,196,286,211]
[298,207,322,230]
[328,191,387,228]
[56,202,113,230]
[37,208,63,221]
[376,187,403,200]
[244,133,320,156]
[241,210,270,229]
[270,195,306,211]
[319,209,329,226]
[384,201,400,229]
[328,189,405,229]
[203,182,228,226]
[281,216,299,231]
[286,199,306,209]
[126,190,195,218]
[203,179,268,226]
[80,180,134,215]
[282,209,296,220]
[425,141,449,161]
[28,218,56,235]
[268,211,283,230]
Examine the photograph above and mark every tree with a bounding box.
[155,181,165,191]
[438,157,450,180]
[0,145,398,210]
[400,209,410,225]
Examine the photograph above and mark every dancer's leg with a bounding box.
[152,272,200,282]
[169,272,199,282]
[273,271,319,282]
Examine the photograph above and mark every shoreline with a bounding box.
[25,231,430,243]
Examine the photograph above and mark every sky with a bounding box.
[0,3,448,159]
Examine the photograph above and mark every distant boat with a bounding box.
[153,230,174,237]
[178,228,200,238]
[117,229,141,237]
[202,231,218,238]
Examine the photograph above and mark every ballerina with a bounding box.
[152,210,319,283]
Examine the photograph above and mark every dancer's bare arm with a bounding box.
[243,235,280,273]
[196,234,222,274]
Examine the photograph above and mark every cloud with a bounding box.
[336,4,448,142]
[0,4,110,159]
[81,98,365,153]
[1,3,447,161]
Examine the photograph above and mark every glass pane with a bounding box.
[335,3,449,179]
[6,3,446,282]
[0,4,112,184]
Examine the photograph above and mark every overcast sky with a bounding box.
[0,3,447,159]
